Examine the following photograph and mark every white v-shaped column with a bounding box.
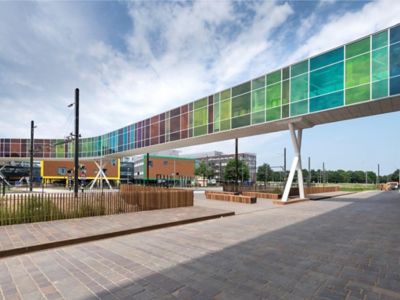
[281,123,305,202]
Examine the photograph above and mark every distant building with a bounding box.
[183,151,257,183]
[132,154,195,185]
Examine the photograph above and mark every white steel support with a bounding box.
[89,160,113,190]
[0,165,11,186]
[282,123,305,202]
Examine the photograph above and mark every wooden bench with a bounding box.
[205,191,256,204]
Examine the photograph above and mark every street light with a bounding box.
[67,88,80,198]
[29,120,37,192]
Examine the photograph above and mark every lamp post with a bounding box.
[68,89,80,198]
[29,120,37,192]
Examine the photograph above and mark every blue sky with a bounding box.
[0,0,399,174]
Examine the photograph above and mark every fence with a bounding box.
[223,184,340,196]
[0,185,193,225]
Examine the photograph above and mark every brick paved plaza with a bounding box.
[0,191,399,299]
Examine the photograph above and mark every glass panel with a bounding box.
[390,76,400,95]
[232,115,250,129]
[252,76,265,90]
[291,74,308,102]
[266,70,281,85]
[232,93,250,117]
[372,79,388,99]
[221,89,231,100]
[390,24,400,44]
[214,93,220,102]
[310,62,344,98]
[282,104,289,118]
[310,91,343,112]
[290,100,308,116]
[291,60,308,77]
[194,98,207,109]
[372,30,388,50]
[282,67,290,80]
[282,80,289,105]
[251,88,265,112]
[213,102,220,131]
[266,107,281,121]
[194,125,207,136]
[310,47,344,70]
[220,99,231,120]
[346,53,370,88]
[251,111,265,124]
[390,42,400,77]
[220,119,231,131]
[266,83,281,108]
[346,37,370,58]
[194,107,207,127]
[345,84,370,105]
[232,81,251,97]
[372,47,388,81]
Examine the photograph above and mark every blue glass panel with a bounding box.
[390,76,400,95]
[390,24,400,44]
[390,42,400,77]
[310,47,344,71]
[310,91,343,112]
[310,62,344,98]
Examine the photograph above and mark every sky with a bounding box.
[0,0,399,174]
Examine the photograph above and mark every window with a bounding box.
[57,167,67,176]
[163,160,168,166]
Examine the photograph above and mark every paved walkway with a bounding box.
[0,191,399,299]
[0,207,234,258]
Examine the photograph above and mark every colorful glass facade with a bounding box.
[1,24,400,159]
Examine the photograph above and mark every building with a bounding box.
[40,159,120,185]
[183,151,257,183]
[132,154,195,185]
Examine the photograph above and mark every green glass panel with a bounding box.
[290,100,308,116]
[346,37,370,58]
[232,93,250,117]
[390,76,400,95]
[221,89,231,100]
[291,60,308,77]
[194,125,207,136]
[372,79,388,99]
[220,119,231,131]
[310,47,344,71]
[214,93,220,102]
[372,30,388,50]
[232,81,250,97]
[189,111,193,127]
[56,142,64,158]
[345,84,370,105]
[267,70,281,85]
[282,105,289,118]
[194,97,207,109]
[251,111,265,124]
[194,107,207,127]
[290,74,308,102]
[310,91,343,112]
[252,76,265,90]
[345,53,370,88]
[372,47,388,81]
[232,115,250,129]
[390,42,400,77]
[282,80,289,105]
[220,99,231,120]
[213,102,220,131]
[282,67,290,80]
[266,83,281,108]
[251,88,265,112]
[310,62,344,97]
[266,107,281,121]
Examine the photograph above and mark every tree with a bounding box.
[224,159,249,182]
[257,163,273,184]
[195,161,214,183]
